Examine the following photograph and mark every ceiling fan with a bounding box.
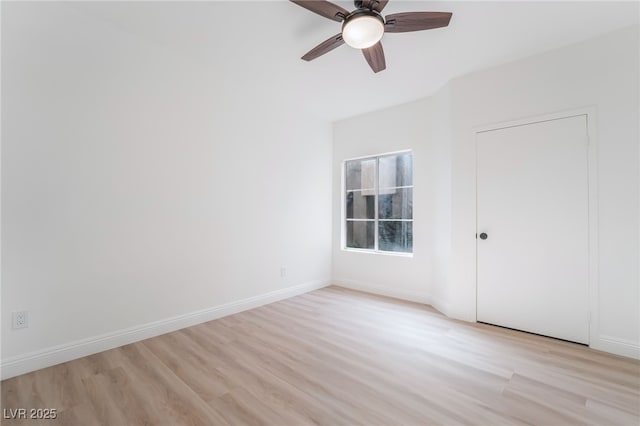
[291,0,452,73]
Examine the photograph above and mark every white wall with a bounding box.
[332,93,452,305]
[1,2,332,377]
[426,86,453,313]
[332,25,639,358]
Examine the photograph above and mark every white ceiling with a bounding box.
[69,1,639,122]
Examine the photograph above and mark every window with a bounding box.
[344,151,413,254]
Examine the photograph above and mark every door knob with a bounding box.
[479,232,488,240]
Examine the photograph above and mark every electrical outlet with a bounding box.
[280,267,286,278]
[12,311,28,329]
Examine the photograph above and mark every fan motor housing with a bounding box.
[342,9,385,28]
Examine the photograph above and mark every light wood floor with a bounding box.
[2,286,639,425]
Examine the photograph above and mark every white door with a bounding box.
[476,115,589,344]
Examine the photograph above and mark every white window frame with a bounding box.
[342,149,413,257]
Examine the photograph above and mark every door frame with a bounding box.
[473,107,598,346]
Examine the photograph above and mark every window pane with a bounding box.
[346,221,375,249]
[346,159,376,191]
[379,153,413,188]
[346,190,375,219]
[378,221,413,253]
[378,188,412,220]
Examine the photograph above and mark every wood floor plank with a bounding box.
[116,342,231,425]
[2,285,639,425]
[141,332,230,401]
[80,367,134,426]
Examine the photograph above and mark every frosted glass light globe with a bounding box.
[342,15,385,49]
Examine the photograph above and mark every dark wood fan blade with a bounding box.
[384,12,452,33]
[302,34,345,61]
[290,0,349,22]
[360,0,389,12]
[362,41,386,73]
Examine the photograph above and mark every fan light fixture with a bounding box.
[342,11,384,49]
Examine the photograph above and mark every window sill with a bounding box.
[341,248,414,258]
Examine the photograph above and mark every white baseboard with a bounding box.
[333,279,430,305]
[590,334,640,360]
[0,280,330,380]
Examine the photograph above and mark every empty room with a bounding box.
[1,0,639,425]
